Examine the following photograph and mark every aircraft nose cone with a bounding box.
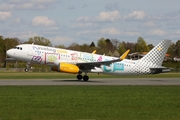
[6,50,10,56]
[6,49,14,57]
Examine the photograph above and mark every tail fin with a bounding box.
[139,39,171,67]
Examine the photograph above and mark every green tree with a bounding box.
[89,42,95,47]
[97,37,106,48]
[167,42,176,58]
[148,44,154,50]
[135,37,149,53]
[118,42,126,55]
[111,39,120,51]
[125,42,136,53]
[55,44,66,49]
[0,36,5,53]
[80,43,90,52]
[0,36,5,63]
[105,38,114,52]
[4,37,20,50]
[24,36,52,46]
[97,37,115,55]
[0,37,20,65]
[97,37,107,54]
[112,49,120,57]
[175,40,180,57]
[67,43,81,51]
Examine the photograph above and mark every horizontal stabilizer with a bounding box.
[150,68,171,74]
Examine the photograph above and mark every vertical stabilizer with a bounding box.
[139,39,171,67]
[126,40,171,75]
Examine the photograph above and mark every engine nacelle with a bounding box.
[51,62,79,74]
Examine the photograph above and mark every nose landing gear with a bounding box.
[24,68,29,72]
[24,62,31,72]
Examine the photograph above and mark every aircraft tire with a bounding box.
[24,68,29,72]
[83,75,89,81]
[77,74,82,80]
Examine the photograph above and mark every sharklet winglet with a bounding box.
[92,50,96,54]
[120,49,130,60]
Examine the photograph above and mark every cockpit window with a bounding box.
[14,47,22,50]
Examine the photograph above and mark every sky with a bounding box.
[0,0,180,46]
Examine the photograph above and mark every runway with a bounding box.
[0,78,180,86]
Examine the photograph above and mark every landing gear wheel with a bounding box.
[83,75,89,81]
[25,62,31,72]
[77,74,82,80]
[24,68,29,72]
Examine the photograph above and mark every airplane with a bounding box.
[6,39,171,81]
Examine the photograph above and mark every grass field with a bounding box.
[0,72,180,79]
[0,72,180,120]
[0,86,180,120]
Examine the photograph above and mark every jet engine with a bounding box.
[51,62,79,74]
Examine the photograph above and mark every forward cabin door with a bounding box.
[28,45,33,56]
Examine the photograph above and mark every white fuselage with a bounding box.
[7,44,138,75]
[7,39,172,76]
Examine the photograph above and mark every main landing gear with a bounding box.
[76,74,89,81]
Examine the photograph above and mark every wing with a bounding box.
[76,50,130,70]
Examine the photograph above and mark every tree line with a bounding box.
[0,35,180,64]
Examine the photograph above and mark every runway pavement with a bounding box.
[0,78,180,86]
